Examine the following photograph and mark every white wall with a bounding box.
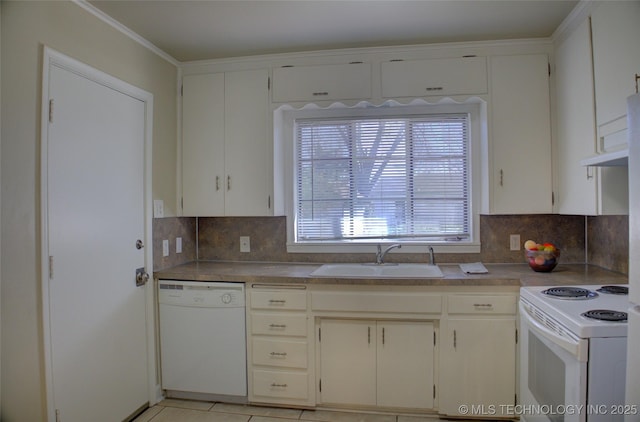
[0,2,177,420]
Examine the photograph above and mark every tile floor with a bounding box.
[133,399,454,422]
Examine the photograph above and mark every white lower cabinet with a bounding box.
[318,319,435,410]
[247,285,315,407]
[439,295,517,418]
[246,285,518,417]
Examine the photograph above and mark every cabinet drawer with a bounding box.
[252,369,309,400]
[447,295,516,315]
[251,313,308,337]
[381,57,487,98]
[272,63,371,102]
[311,291,442,314]
[252,338,308,368]
[251,290,307,311]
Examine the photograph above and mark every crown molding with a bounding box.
[551,0,601,45]
[72,0,179,67]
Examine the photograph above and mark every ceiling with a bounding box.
[88,0,580,62]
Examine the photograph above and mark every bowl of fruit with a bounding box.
[524,240,560,272]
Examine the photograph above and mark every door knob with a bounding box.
[135,267,149,287]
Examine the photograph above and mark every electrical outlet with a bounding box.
[176,237,182,254]
[162,239,169,257]
[510,234,521,251]
[240,236,250,253]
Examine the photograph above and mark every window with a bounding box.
[278,102,483,253]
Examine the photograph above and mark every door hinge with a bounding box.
[548,62,551,77]
[552,191,555,206]
[268,195,271,209]
[433,331,436,346]
[181,197,184,210]
[433,385,436,399]
[268,76,271,91]
[318,327,321,342]
[515,328,519,344]
[515,393,518,406]
[49,99,54,123]
[49,256,54,279]
[181,84,183,96]
[319,378,322,392]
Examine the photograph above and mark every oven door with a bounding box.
[519,299,588,422]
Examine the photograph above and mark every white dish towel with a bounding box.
[459,262,489,274]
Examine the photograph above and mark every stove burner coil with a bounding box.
[596,285,629,295]
[581,309,628,322]
[541,286,598,300]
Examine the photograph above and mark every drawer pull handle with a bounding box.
[425,86,443,91]
[270,383,288,388]
[270,352,288,357]
[312,92,329,96]
[268,299,286,304]
[473,303,493,308]
[269,324,287,329]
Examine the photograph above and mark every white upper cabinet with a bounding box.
[271,62,372,102]
[381,56,487,98]
[181,69,271,217]
[182,73,226,216]
[555,18,599,216]
[591,1,640,152]
[555,16,628,216]
[488,54,552,214]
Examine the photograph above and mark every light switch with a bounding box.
[162,239,169,257]
[510,234,521,251]
[153,200,164,218]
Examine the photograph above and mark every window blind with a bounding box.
[295,114,470,242]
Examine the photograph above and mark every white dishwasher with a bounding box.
[158,280,247,401]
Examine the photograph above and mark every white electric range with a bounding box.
[519,284,630,422]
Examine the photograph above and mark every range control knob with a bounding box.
[221,293,232,304]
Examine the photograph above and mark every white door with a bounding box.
[44,53,151,422]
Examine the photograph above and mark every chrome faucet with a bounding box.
[427,246,436,265]
[376,243,402,265]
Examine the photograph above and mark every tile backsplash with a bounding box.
[152,217,197,271]
[153,214,628,274]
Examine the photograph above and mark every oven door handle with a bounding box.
[520,302,588,362]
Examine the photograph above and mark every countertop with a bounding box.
[154,261,628,287]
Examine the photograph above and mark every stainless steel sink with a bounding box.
[309,263,444,279]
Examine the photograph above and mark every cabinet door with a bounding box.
[381,57,487,98]
[182,73,225,216]
[555,18,599,216]
[591,1,640,148]
[377,321,434,409]
[224,69,271,215]
[439,319,516,417]
[272,63,371,102]
[489,54,552,214]
[319,319,376,406]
